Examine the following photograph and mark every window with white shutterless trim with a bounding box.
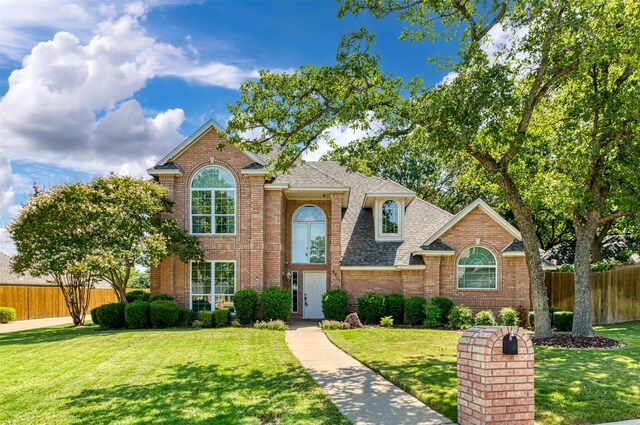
[190,166,236,235]
[190,261,236,313]
[381,200,400,235]
[291,271,299,313]
[292,205,326,264]
[457,247,497,290]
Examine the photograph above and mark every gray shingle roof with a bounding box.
[0,253,52,285]
[271,162,347,188]
[302,162,453,266]
[242,162,265,170]
[419,239,454,251]
[502,239,524,252]
[152,162,183,171]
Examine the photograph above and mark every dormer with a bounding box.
[363,185,415,242]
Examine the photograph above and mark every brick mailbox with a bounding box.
[457,326,534,425]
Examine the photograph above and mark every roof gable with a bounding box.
[421,199,522,246]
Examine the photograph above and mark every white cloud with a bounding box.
[0,156,15,220]
[438,71,458,85]
[0,3,261,175]
[303,123,378,161]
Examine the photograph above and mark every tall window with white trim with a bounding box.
[292,206,326,264]
[191,261,236,313]
[457,247,497,289]
[381,200,399,234]
[191,166,236,234]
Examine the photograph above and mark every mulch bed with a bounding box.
[532,334,623,349]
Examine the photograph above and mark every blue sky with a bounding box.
[0,0,460,253]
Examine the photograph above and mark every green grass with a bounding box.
[0,325,349,425]
[326,321,640,425]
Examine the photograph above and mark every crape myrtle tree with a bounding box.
[226,0,639,337]
[9,183,102,326]
[90,176,203,304]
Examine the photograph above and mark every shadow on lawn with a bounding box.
[64,362,343,425]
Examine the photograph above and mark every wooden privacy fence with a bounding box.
[546,265,640,325]
[0,285,146,321]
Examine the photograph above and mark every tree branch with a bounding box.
[600,209,639,225]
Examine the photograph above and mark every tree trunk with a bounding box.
[114,283,128,304]
[55,273,94,327]
[572,212,598,336]
[590,221,612,263]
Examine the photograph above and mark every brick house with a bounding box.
[148,120,531,319]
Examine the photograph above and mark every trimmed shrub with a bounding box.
[516,305,529,328]
[253,320,288,330]
[380,316,394,327]
[474,310,497,326]
[529,308,559,328]
[322,290,349,321]
[150,300,180,328]
[125,289,150,303]
[345,312,363,328]
[261,287,291,322]
[198,310,214,328]
[214,309,230,328]
[553,311,574,332]
[234,289,258,325]
[125,301,150,329]
[405,296,427,326]
[430,297,455,323]
[149,293,174,302]
[178,309,194,327]
[499,307,520,326]
[320,320,351,330]
[191,320,204,328]
[423,302,442,328]
[384,293,404,324]
[357,292,386,324]
[448,305,473,329]
[96,303,125,329]
[231,320,241,327]
[0,307,17,323]
[90,307,100,326]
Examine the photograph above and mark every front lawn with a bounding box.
[326,321,640,425]
[0,325,349,425]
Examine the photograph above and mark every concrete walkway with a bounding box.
[0,316,74,333]
[598,421,640,425]
[285,322,455,425]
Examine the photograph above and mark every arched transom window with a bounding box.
[292,206,326,264]
[381,200,399,234]
[191,166,236,235]
[457,247,497,289]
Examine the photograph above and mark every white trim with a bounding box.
[155,119,265,167]
[502,252,526,257]
[291,205,327,265]
[264,183,289,190]
[147,167,183,176]
[455,246,498,290]
[396,265,427,270]
[240,168,268,175]
[189,260,237,311]
[412,250,456,256]
[189,165,237,236]
[373,198,404,242]
[423,199,522,246]
[363,192,415,209]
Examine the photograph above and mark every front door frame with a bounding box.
[302,270,326,319]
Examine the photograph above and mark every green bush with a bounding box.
[149,301,180,328]
[149,293,174,302]
[357,292,386,324]
[499,307,520,326]
[320,320,351,330]
[261,287,291,322]
[197,310,214,328]
[234,289,258,325]
[96,303,125,329]
[322,290,349,321]
[0,307,17,323]
[430,297,455,323]
[178,309,194,327]
[405,296,427,326]
[90,307,100,326]
[124,301,150,329]
[191,320,204,328]
[530,308,560,328]
[380,316,394,327]
[214,309,230,328]
[253,320,288,330]
[474,310,497,326]
[423,302,443,328]
[529,311,535,327]
[553,311,574,331]
[231,320,241,327]
[448,305,473,329]
[384,293,404,324]
[125,289,150,303]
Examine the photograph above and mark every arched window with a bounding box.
[292,205,326,264]
[457,247,497,289]
[381,200,399,234]
[191,166,236,235]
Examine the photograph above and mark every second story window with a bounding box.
[191,166,236,235]
[381,200,399,235]
[292,205,326,264]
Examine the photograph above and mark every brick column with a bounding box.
[423,255,441,300]
[457,326,534,425]
[249,176,264,291]
[330,193,342,290]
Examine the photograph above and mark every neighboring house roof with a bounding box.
[0,253,112,288]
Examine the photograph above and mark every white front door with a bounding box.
[303,271,326,319]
